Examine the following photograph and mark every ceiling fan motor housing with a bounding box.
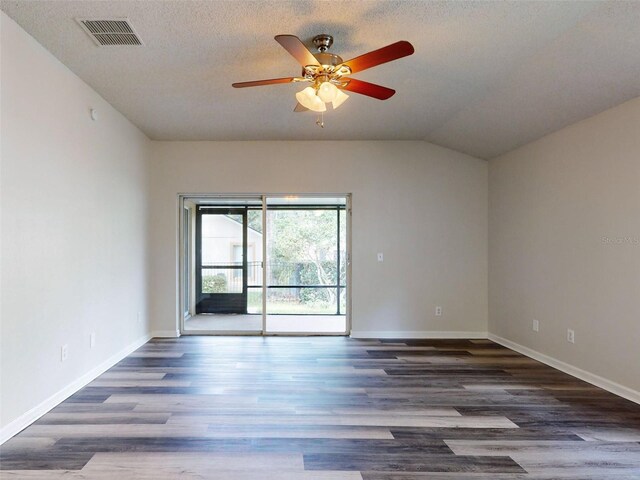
[313,52,343,67]
[302,36,345,80]
[311,35,343,72]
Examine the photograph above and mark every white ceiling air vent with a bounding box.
[77,18,143,46]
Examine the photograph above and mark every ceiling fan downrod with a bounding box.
[313,34,333,53]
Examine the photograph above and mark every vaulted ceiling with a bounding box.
[2,0,640,158]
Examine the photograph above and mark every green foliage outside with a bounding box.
[228,208,347,314]
[202,274,227,293]
[267,209,346,312]
[247,210,263,234]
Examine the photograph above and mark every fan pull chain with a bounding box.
[316,112,324,128]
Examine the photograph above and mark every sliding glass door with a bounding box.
[179,194,349,335]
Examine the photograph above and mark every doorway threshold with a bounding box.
[184,314,346,335]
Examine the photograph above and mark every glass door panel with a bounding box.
[265,197,348,334]
[246,208,264,315]
[182,197,263,334]
[182,206,191,317]
[339,207,347,315]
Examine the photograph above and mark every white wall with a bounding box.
[149,141,488,337]
[489,96,640,395]
[0,13,151,435]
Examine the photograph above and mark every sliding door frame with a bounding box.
[263,196,349,335]
[177,193,352,336]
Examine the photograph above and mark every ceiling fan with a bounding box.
[232,34,414,125]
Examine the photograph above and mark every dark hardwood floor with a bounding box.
[2,337,640,479]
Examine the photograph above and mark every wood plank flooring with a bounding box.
[2,337,640,479]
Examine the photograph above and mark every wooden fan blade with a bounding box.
[341,41,414,74]
[294,102,309,112]
[342,78,395,100]
[232,77,297,88]
[275,35,321,67]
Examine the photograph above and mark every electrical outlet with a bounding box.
[377,253,384,262]
[435,306,442,316]
[567,329,575,344]
[532,319,539,332]
[90,332,96,348]
[61,344,68,362]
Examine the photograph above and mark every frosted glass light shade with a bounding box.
[332,89,349,109]
[295,86,315,106]
[317,82,339,103]
[296,87,326,112]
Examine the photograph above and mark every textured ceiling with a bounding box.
[2,0,640,159]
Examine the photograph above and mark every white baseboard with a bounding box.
[350,331,488,339]
[488,333,640,405]
[151,329,181,338]
[0,333,152,445]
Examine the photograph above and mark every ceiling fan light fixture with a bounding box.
[296,86,326,112]
[332,89,349,109]
[317,81,339,103]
